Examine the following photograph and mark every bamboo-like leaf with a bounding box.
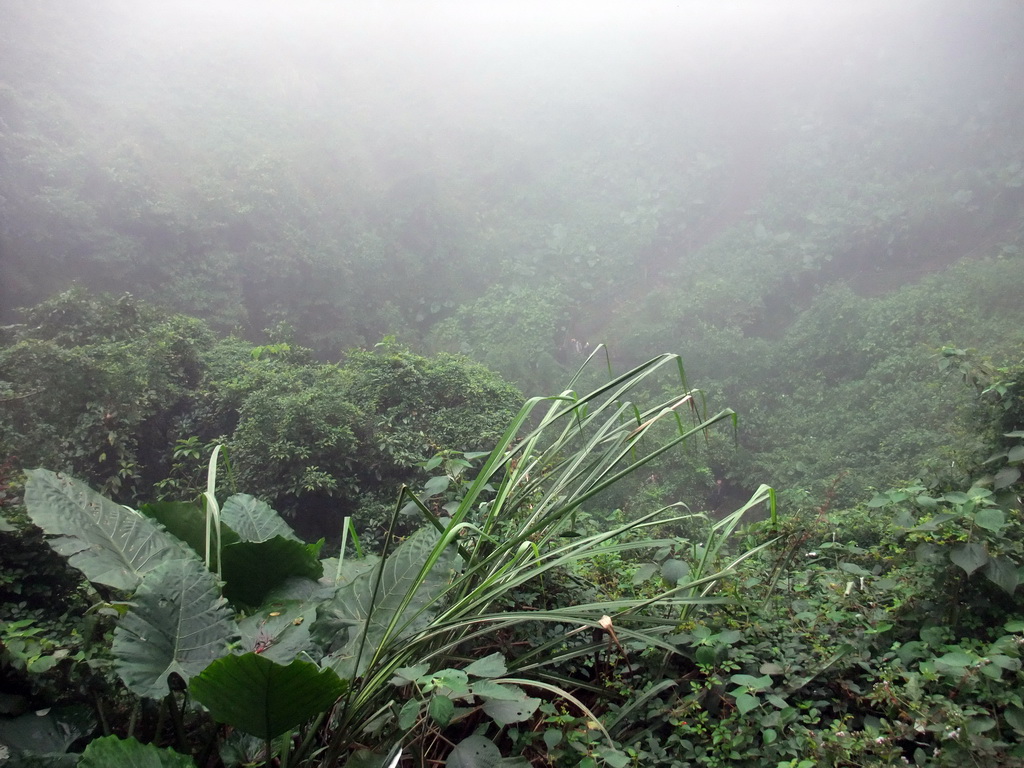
[112,558,238,699]
[23,469,194,591]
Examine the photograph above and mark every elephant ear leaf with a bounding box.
[220,494,299,543]
[23,469,193,591]
[190,653,347,740]
[317,526,454,679]
[221,536,324,608]
[112,558,238,699]
[79,735,196,768]
[141,501,241,561]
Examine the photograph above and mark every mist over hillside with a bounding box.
[2,0,1023,499]
[4,5,1024,765]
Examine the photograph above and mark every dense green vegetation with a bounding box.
[2,1,1024,765]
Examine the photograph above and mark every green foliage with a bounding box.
[190,654,348,741]
[1,290,523,542]
[10,354,766,767]
[111,557,237,699]
[22,468,192,591]
[0,290,215,499]
[78,735,196,768]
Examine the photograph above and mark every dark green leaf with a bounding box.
[398,699,421,730]
[429,694,455,726]
[949,542,989,576]
[79,736,195,768]
[221,537,324,607]
[984,556,1020,594]
[1005,706,1024,733]
[190,653,347,740]
[0,705,94,755]
[141,501,241,561]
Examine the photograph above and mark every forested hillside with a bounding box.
[2,0,1023,502]
[2,2,1024,766]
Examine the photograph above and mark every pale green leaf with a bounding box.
[949,542,988,576]
[973,508,1005,532]
[660,558,688,585]
[994,466,1021,489]
[734,692,760,714]
[317,526,454,678]
[470,681,523,700]
[24,469,193,591]
[935,651,974,669]
[423,475,450,497]
[236,600,315,663]
[447,735,500,768]
[220,494,298,543]
[112,558,238,699]
[481,696,540,725]
[631,562,658,584]
[465,653,507,679]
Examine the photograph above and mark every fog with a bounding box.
[1,0,1021,360]
[2,0,1024,532]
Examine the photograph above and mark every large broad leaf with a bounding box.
[112,558,238,699]
[984,555,1020,595]
[220,494,299,543]
[480,696,541,726]
[140,501,241,563]
[0,705,94,759]
[190,653,347,740]
[237,600,316,663]
[445,735,501,768]
[316,526,454,678]
[78,735,196,768]
[949,542,989,576]
[221,536,324,607]
[23,469,193,591]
